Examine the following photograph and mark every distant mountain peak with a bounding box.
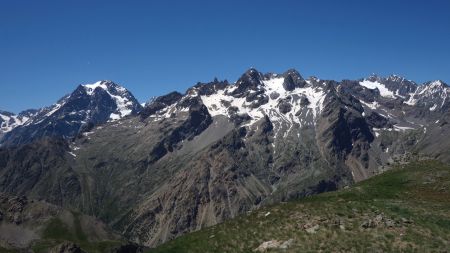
[78,80,142,120]
[281,69,306,91]
[1,80,142,146]
[282,68,303,78]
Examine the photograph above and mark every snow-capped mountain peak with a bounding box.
[0,80,142,146]
[146,69,330,138]
[80,80,140,120]
[196,70,328,133]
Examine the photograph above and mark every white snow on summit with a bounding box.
[84,81,109,95]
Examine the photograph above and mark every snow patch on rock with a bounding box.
[200,77,327,130]
[359,80,395,98]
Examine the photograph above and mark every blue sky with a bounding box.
[1,0,449,113]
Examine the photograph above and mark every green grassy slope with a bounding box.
[151,160,450,252]
[32,211,123,253]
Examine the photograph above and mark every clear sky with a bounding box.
[1,0,449,113]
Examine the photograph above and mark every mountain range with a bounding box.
[0,68,449,250]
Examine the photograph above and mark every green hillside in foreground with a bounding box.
[151,160,450,253]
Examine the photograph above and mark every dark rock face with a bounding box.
[190,78,229,96]
[153,91,183,105]
[248,94,269,108]
[300,97,310,106]
[317,87,374,171]
[140,91,183,120]
[269,92,280,100]
[366,111,393,129]
[339,80,379,103]
[147,102,212,164]
[312,180,338,194]
[367,75,417,97]
[229,68,263,98]
[278,99,292,114]
[229,112,251,126]
[282,69,306,91]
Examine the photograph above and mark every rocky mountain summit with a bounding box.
[0,68,449,250]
